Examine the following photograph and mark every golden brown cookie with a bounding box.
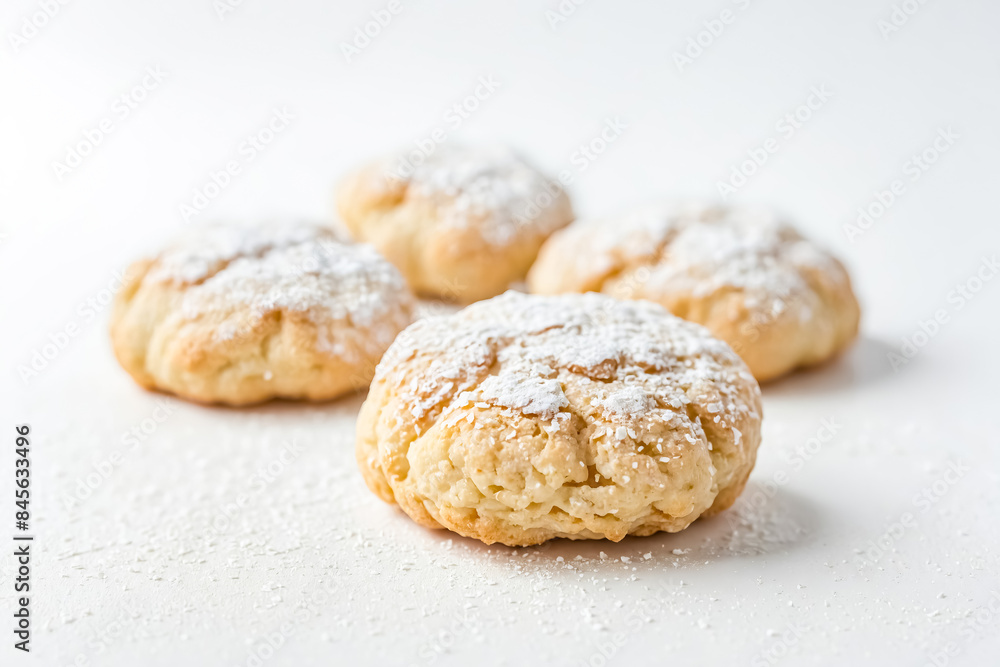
[528,203,860,381]
[111,222,415,405]
[357,291,762,546]
[336,145,573,302]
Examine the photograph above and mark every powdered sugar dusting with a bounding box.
[651,211,813,306]
[594,386,655,417]
[475,374,569,420]
[546,203,846,316]
[377,291,758,430]
[147,222,414,355]
[147,222,323,285]
[384,145,571,246]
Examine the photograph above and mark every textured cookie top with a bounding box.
[145,222,413,345]
[378,291,758,434]
[533,203,846,315]
[380,145,570,245]
[360,291,762,544]
[146,223,326,285]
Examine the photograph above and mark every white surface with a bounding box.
[2,1,1000,665]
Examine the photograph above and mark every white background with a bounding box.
[2,0,999,665]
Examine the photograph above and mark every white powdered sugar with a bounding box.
[147,222,323,285]
[558,203,845,315]
[656,214,802,296]
[593,386,656,418]
[377,291,756,427]
[146,222,412,352]
[385,145,569,246]
[475,373,569,420]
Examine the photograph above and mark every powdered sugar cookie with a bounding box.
[357,291,761,546]
[111,222,415,406]
[336,145,573,302]
[528,204,860,381]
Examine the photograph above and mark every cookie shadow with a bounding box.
[143,386,369,417]
[233,390,368,417]
[761,335,902,395]
[428,483,822,568]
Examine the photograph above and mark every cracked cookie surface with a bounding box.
[527,203,861,381]
[357,291,762,546]
[337,145,573,302]
[111,222,415,405]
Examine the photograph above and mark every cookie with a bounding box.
[111,222,415,406]
[528,203,860,381]
[357,291,761,546]
[336,145,573,302]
